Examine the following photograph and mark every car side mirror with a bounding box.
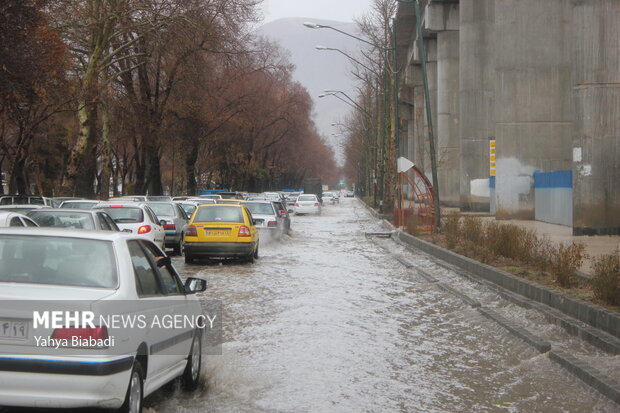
[184,277,207,294]
[159,219,167,226]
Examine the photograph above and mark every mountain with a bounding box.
[256,18,362,164]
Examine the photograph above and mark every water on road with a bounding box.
[146,198,617,413]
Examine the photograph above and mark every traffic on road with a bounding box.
[1,193,618,412]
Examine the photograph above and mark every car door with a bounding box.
[144,206,165,247]
[127,240,181,389]
[140,241,193,367]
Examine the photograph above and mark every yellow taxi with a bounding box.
[183,204,259,263]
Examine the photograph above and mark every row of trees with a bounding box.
[339,0,398,212]
[0,0,337,197]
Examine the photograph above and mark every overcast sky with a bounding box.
[261,0,375,23]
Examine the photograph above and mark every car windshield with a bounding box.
[147,196,171,202]
[60,201,96,209]
[97,207,143,223]
[298,195,316,201]
[28,211,95,230]
[0,235,117,288]
[244,203,275,215]
[194,206,244,223]
[147,203,174,217]
[263,193,280,200]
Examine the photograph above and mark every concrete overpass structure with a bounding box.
[395,0,620,235]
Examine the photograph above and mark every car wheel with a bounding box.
[246,250,255,263]
[185,254,194,264]
[181,331,202,391]
[118,362,144,413]
[173,238,182,256]
[254,245,259,259]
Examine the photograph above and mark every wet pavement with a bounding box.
[144,198,618,413]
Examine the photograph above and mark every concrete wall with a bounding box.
[572,0,620,235]
[494,0,573,219]
[459,0,494,211]
[395,0,619,232]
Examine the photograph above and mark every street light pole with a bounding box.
[306,21,395,213]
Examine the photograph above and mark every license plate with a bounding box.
[0,319,28,340]
[205,230,230,236]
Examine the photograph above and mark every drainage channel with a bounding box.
[371,235,620,406]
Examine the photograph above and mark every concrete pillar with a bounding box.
[572,0,620,235]
[494,0,573,219]
[459,0,495,211]
[437,30,460,206]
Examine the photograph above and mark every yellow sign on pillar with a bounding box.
[489,138,496,177]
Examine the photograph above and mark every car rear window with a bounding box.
[60,202,96,209]
[28,211,95,230]
[194,206,244,223]
[147,196,171,202]
[147,203,174,217]
[0,235,117,288]
[244,203,275,215]
[298,195,316,201]
[97,207,144,223]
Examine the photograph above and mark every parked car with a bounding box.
[51,197,84,208]
[217,192,245,200]
[0,211,39,227]
[345,190,355,197]
[0,195,52,207]
[146,202,188,255]
[243,201,283,239]
[215,199,243,205]
[294,194,321,215]
[93,202,165,249]
[322,192,337,205]
[147,196,172,202]
[109,195,147,202]
[271,200,291,234]
[183,204,259,263]
[27,209,120,231]
[0,204,51,214]
[59,199,100,209]
[0,228,207,412]
[197,194,222,200]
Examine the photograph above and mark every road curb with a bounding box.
[478,308,551,353]
[395,230,620,342]
[549,350,620,405]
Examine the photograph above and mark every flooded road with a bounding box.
[147,198,617,413]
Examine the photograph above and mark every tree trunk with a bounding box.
[185,139,198,196]
[99,103,112,199]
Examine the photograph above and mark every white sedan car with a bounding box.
[294,194,321,215]
[0,228,208,412]
[93,202,165,249]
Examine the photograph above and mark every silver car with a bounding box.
[0,228,207,412]
[243,201,283,239]
[92,202,165,249]
[27,209,120,231]
[146,202,188,255]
